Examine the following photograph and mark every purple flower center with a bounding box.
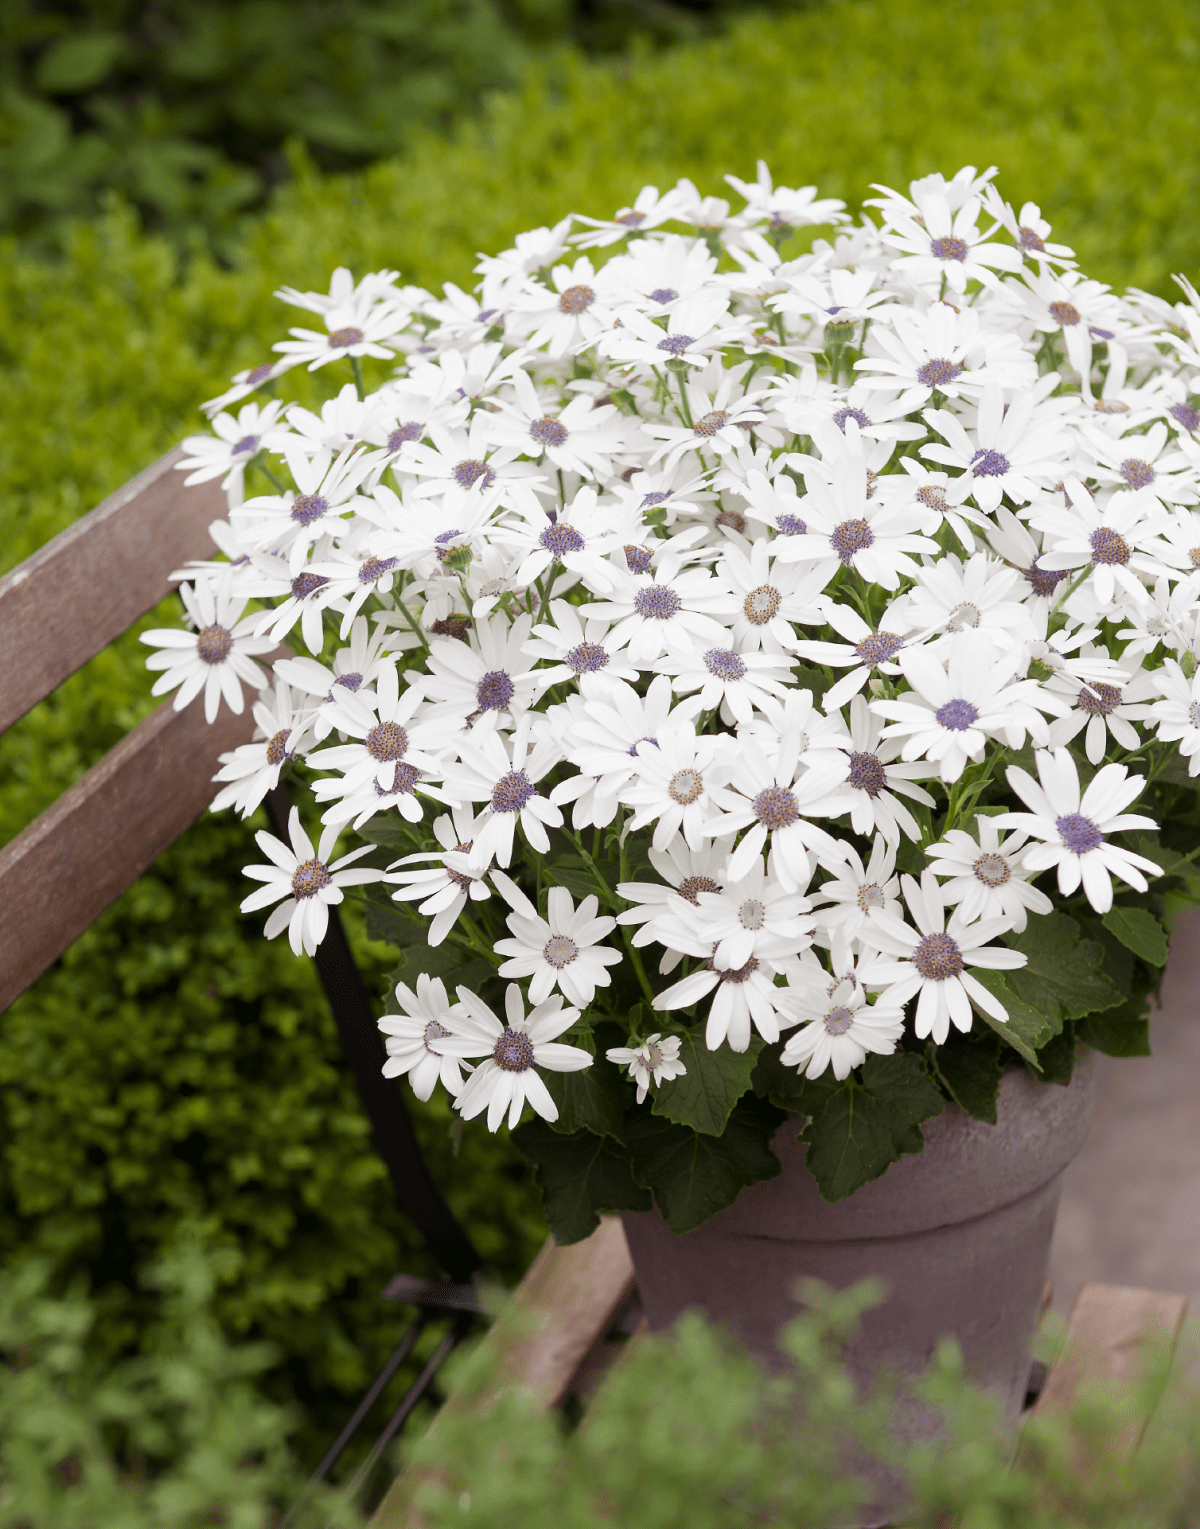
[930,236,969,262]
[559,285,595,315]
[247,363,273,385]
[1019,226,1046,252]
[658,334,695,356]
[1120,458,1156,491]
[328,327,364,348]
[336,671,363,691]
[1167,402,1200,432]
[196,624,232,665]
[616,211,645,226]
[776,514,807,536]
[753,786,799,831]
[1078,681,1122,716]
[266,728,291,766]
[359,556,399,584]
[367,722,408,762]
[625,544,654,574]
[1049,301,1081,327]
[705,954,760,984]
[704,648,747,682]
[493,1029,535,1071]
[540,522,586,559]
[453,459,495,491]
[292,858,332,899]
[832,406,871,432]
[830,518,874,564]
[913,931,964,980]
[649,287,679,304]
[291,493,328,526]
[1090,527,1131,566]
[376,762,420,798]
[935,698,980,731]
[641,491,671,508]
[677,875,720,904]
[387,422,423,451]
[916,358,964,388]
[291,572,328,600]
[855,630,904,666]
[530,416,569,448]
[1024,562,1068,597]
[634,584,682,620]
[566,642,609,675]
[492,770,535,813]
[233,434,259,454]
[476,670,515,711]
[825,1006,855,1036]
[847,751,887,796]
[971,448,1010,478]
[693,409,729,437]
[1056,813,1106,854]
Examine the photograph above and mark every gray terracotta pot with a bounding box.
[623,1052,1095,1516]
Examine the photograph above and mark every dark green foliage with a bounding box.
[6,0,1200,1449]
[930,1030,1004,1123]
[0,0,816,245]
[1004,912,1123,1029]
[1102,905,1170,968]
[511,1120,650,1245]
[648,1030,760,1136]
[771,1053,946,1203]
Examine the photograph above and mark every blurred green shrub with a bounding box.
[0,0,812,245]
[4,0,1200,1474]
[6,1259,1198,1528]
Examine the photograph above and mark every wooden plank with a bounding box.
[371,1217,636,1527]
[0,446,225,735]
[1029,1283,1188,1421]
[0,676,278,1012]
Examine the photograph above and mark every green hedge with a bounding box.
[3,0,1200,1466]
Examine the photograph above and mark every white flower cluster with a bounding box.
[147,162,1200,1129]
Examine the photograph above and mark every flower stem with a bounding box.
[351,355,366,401]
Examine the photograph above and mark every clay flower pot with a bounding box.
[623,1053,1095,1428]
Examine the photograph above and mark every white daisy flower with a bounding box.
[921,384,1070,513]
[1045,652,1156,764]
[580,553,730,664]
[811,836,902,953]
[487,371,629,478]
[599,294,742,373]
[416,612,542,724]
[379,974,471,1101]
[240,806,382,956]
[272,293,410,372]
[779,976,905,1081]
[616,835,730,969]
[272,615,395,740]
[237,443,376,575]
[925,816,1053,932]
[201,359,292,418]
[1006,267,1125,377]
[652,855,814,974]
[1030,486,1172,608]
[792,600,911,713]
[854,302,1034,412]
[387,806,494,945]
[872,639,1051,782]
[903,553,1028,650]
[439,719,564,867]
[865,871,1028,1044]
[141,580,275,724]
[501,488,639,597]
[524,600,639,693]
[177,399,287,505]
[1079,421,1200,509]
[710,540,827,652]
[442,985,592,1133]
[605,1033,687,1104]
[572,183,689,248]
[836,695,937,844]
[653,942,793,1053]
[511,256,622,357]
[661,637,794,726]
[646,367,771,468]
[872,183,1023,294]
[996,748,1161,913]
[210,682,314,819]
[492,872,622,1006]
[620,718,735,852]
[1148,658,1200,773]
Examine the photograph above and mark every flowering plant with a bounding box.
[148,163,1200,1238]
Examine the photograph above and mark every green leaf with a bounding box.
[650,1031,760,1137]
[36,33,124,92]
[965,970,1053,1065]
[542,1043,629,1140]
[628,1097,785,1234]
[797,1052,945,1203]
[1102,905,1169,967]
[512,1122,650,1246]
[1004,911,1121,1022]
[1076,993,1153,1058]
[364,899,429,948]
[930,1031,1003,1123]
[1032,1025,1077,1086]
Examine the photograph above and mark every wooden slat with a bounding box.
[0,446,225,735]
[1030,1283,1188,1421]
[0,680,275,1011]
[371,1217,636,1527]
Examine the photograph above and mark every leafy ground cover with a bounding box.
[2,0,1199,1469]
